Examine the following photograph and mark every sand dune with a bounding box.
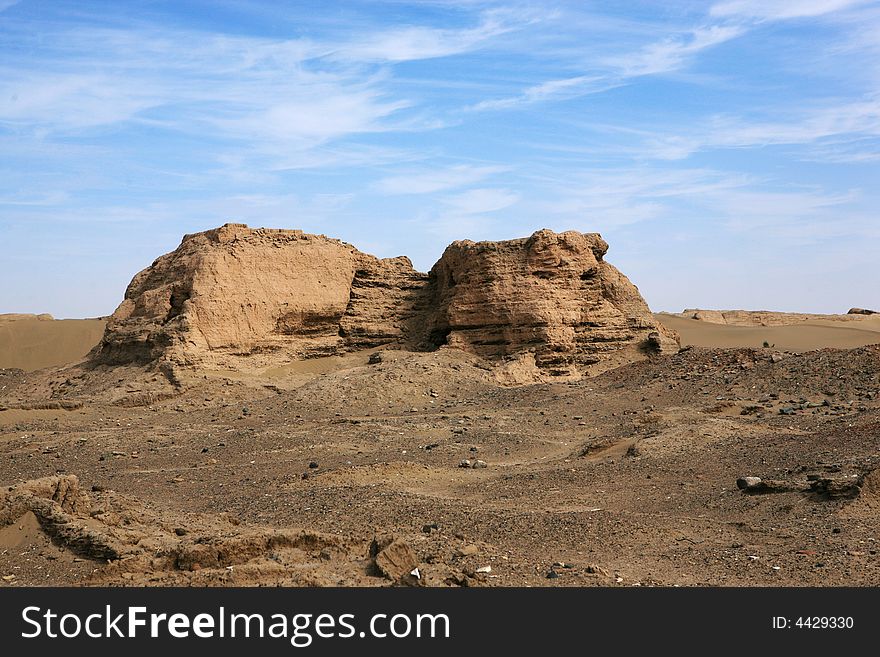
[0,314,106,371]
[656,313,880,352]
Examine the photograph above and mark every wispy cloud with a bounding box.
[467,75,616,111]
[376,164,509,194]
[603,25,744,77]
[710,0,870,20]
[644,96,880,159]
[442,187,520,214]
[333,14,515,62]
[469,24,743,113]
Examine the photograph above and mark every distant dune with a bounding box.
[656,312,880,352]
[0,314,106,371]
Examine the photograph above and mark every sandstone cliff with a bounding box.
[91,224,677,379]
[424,229,678,377]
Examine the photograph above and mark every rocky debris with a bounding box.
[0,476,434,587]
[369,534,422,586]
[809,474,867,500]
[89,224,677,382]
[0,400,83,411]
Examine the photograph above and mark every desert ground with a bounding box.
[1,309,879,587]
[1,227,879,588]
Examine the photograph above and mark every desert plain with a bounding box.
[1,225,879,587]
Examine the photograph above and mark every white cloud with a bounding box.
[442,187,520,214]
[604,25,744,77]
[468,75,617,111]
[470,23,743,114]
[333,15,514,63]
[710,0,869,20]
[644,97,880,159]
[376,164,509,194]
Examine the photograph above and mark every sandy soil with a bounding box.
[1,335,879,587]
[656,313,880,352]
[0,314,106,371]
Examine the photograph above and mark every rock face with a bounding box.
[93,224,428,369]
[92,224,676,379]
[424,229,677,376]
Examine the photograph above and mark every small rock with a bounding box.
[475,565,491,574]
[472,459,488,469]
[308,461,319,469]
[546,570,559,579]
[736,476,762,490]
[456,544,480,557]
[371,535,421,586]
[422,523,440,534]
[459,459,472,468]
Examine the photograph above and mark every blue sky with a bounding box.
[1,0,878,317]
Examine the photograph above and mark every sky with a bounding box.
[1,0,878,318]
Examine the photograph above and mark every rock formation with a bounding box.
[91,223,677,379]
[424,229,678,376]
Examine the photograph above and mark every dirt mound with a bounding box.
[89,224,676,382]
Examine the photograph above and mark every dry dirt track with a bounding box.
[2,343,879,587]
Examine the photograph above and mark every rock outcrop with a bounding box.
[91,223,677,379]
[92,224,427,369]
[424,229,678,377]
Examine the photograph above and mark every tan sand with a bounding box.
[656,313,880,352]
[0,314,106,371]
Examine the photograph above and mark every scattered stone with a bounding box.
[455,544,480,557]
[472,459,488,469]
[370,535,421,586]
[475,565,491,574]
[736,477,798,494]
[308,461,319,469]
[368,353,383,365]
[736,476,762,490]
[422,523,440,534]
[458,459,471,468]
